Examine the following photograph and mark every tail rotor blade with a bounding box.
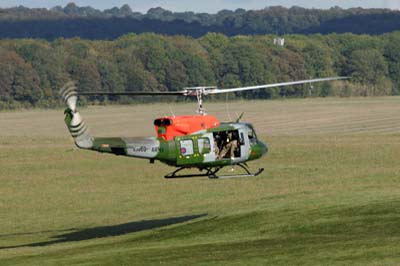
[60,81,78,112]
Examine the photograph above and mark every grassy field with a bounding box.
[1,97,400,265]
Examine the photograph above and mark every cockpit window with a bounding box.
[248,127,257,144]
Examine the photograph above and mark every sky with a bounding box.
[0,0,399,13]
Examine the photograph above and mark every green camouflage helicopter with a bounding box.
[60,77,346,179]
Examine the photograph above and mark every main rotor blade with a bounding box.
[78,77,348,98]
[207,76,348,95]
[78,91,185,96]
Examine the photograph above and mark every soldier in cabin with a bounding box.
[218,131,238,160]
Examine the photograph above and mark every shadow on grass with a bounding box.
[0,214,207,249]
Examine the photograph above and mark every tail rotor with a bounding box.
[60,81,93,149]
[60,81,78,112]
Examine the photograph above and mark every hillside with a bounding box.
[0,4,400,39]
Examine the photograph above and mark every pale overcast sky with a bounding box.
[0,0,399,13]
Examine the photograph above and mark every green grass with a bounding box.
[1,98,400,265]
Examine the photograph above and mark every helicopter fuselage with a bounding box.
[90,122,268,168]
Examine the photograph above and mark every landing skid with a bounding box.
[164,164,264,179]
[164,167,221,179]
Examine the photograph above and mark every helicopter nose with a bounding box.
[260,141,268,156]
[258,141,268,156]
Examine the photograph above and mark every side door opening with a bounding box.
[213,130,241,159]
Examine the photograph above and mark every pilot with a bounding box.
[214,139,220,158]
[218,131,238,160]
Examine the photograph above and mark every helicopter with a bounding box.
[60,77,347,179]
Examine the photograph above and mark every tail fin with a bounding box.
[60,82,93,149]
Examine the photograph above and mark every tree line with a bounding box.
[1,4,400,39]
[0,31,399,110]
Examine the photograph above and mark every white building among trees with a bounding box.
[273,37,285,47]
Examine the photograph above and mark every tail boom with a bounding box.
[91,137,160,159]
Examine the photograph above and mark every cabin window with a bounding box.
[180,140,194,156]
[198,138,211,154]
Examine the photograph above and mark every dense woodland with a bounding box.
[1,4,400,39]
[0,31,399,109]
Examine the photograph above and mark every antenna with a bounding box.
[169,106,176,117]
[225,93,232,121]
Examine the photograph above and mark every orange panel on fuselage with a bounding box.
[154,115,220,140]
